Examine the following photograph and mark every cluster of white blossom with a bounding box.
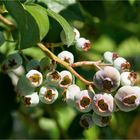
[1,28,140,129]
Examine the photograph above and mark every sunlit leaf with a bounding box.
[47,9,74,46]
[23,46,46,60]
[24,4,49,40]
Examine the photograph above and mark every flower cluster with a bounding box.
[1,28,140,129]
[16,57,73,107]
[58,51,139,128]
[60,27,91,51]
[78,51,140,128]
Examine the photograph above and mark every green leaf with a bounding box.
[3,0,40,49]
[24,4,49,40]
[47,9,74,46]
[0,31,5,46]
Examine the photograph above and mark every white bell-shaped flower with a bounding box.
[75,37,90,51]
[59,70,73,88]
[39,86,58,104]
[23,92,39,107]
[65,84,80,107]
[57,50,74,64]
[26,70,43,87]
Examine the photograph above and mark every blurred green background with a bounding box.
[1,0,140,139]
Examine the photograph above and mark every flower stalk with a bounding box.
[37,43,93,85]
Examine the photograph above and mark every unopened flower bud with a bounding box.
[73,28,80,41]
[93,66,120,92]
[39,86,58,104]
[113,57,131,72]
[120,71,137,86]
[92,112,111,127]
[26,59,40,71]
[26,70,43,87]
[40,56,52,72]
[114,86,140,112]
[75,90,93,112]
[46,70,61,86]
[80,113,94,129]
[103,51,119,64]
[93,93,115,116]
[23,92,39,107]
[57,51,74,64]
[65,84,80,107]
[59,70,73,88]
[2,53,22,71]
[75,37,90,51]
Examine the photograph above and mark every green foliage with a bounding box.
[3,0,40,49]
[24,4,49,40]
[47,9,74,46]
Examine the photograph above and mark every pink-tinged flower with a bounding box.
[65,84,80,107]
[93,93,115,116]
[26,70,43,87]
[75,37,90,51]
[75,90,93,112]
[114,86,140,112]
[92,112,112,127]
[23,92,39,107]
[120,71,137,86]
[103,51,119,64]
[113,57,131,72]
[39,86,58,104]
[93,66,120,92]
[57,51,74,64]
[80,113,94,129]
[59,70,73,88]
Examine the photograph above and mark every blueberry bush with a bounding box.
[0,0,140,139]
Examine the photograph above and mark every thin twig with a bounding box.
[0,14,15,27]
[72,61,102,70]
[99,63,113,66]
[37,43,93,85]
[72,61,113,70]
